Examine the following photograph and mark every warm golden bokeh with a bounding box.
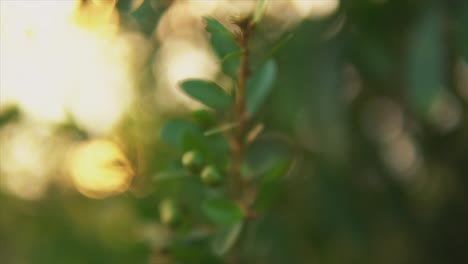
[291,0,340,19]
[0,0,338,200]
[0,123,54,200]
[0,0,140,134]
[68,139,134,199]
[0,0,145,199]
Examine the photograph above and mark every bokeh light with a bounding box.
[0,0,144,134]
[291,0,340,19]
[361,97,404,144]
[0,1,467,263]
[67,139,134,199]
[0,123,54,200]
[153,38,219,110]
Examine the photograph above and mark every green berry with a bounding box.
[159,199,180,226]
[200,166,222,186]
[181,150,204,172]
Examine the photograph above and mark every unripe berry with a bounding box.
[159,199,180,226]
[181,150,204,172]
[200,166,222,186]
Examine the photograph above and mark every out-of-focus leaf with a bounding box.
[180,80,233,111]
[202,197,244,226]
[0,105,20,127]
[246,60,277,115]
[169,235,223,264]
[244,134,291,178]
[192,109,217,128]
[204,17,238,58]
[204,17,241,78]
[160,119,201,148]
[183,132,208,155]
[211,221,243,256]
[458,2,468,63]
[116,0,144,13]
[408,6,444,117]
[205,134,231,162]
[55,114,88,140]
[252,0,268,25]
[261,33,293,64]
[255,160,289,211]
[221,50,243,62]
[153,169,191,182]
[129,0,163,36]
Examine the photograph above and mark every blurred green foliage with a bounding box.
[1,0,468,263]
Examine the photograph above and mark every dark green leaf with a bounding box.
[246,60,277,115]
[255,160,289,211]
[458,2,468,63]
[221,50,243,62]
[180,80,233,111]
[204,17,241,78]
[408,7,444,117]
[192,109,217,128]
[205,134,231,162]
[153,169,191,182]
[211,222,243,256]
[261,33,293,64]
[202,197,244,226]
[0,105,20,127]
[183,132,208,155]
[204,17,239,59]
[222,57,241,79]
[160,119,201,148]
[244,135,291,178]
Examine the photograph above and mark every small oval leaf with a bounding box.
[180,80,233,111]
[204,17,241,78]
[202,197,244,226]
[204,17,239,59]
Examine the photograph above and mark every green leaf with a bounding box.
[221,50,243,62]
[255,160,289,211]
[458,2,468,63]
[205,134,230,161]
[246,60,277,115]
[252,0,268,25]
[261,33,293,64]
[160,119,201,148]
[192,109,217,128]
[204,17,239,59]
[180,79,233,111]
[153,169,191,182]
[408,6,444,117]
[183,132,208,156]
[211,222,243,256]
[222,56,241,79]
[204,17,241,78]
[0,105,20,127]
[245,136,291,172]
[202,197,244,226]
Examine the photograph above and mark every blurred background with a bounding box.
[0,0,467,263]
